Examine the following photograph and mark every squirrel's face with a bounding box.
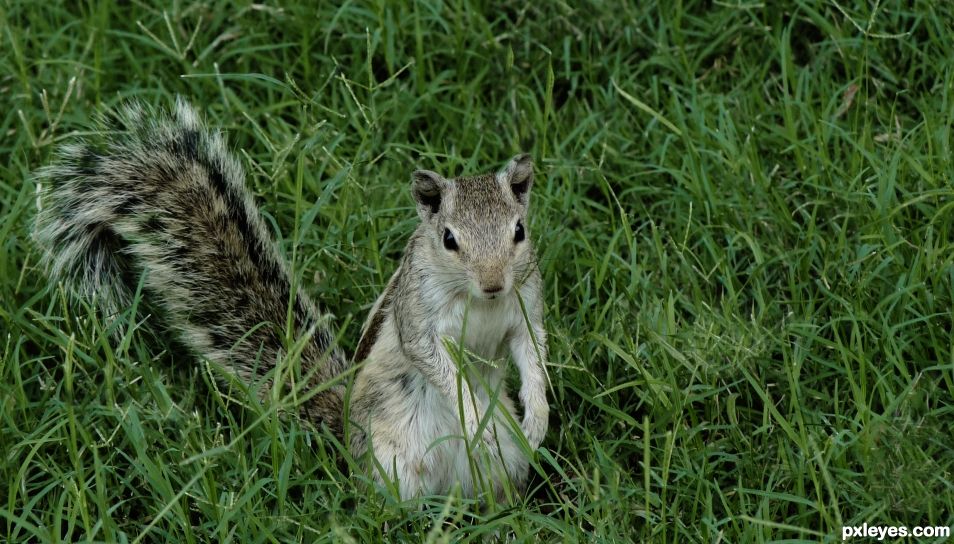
[412,154,536,300]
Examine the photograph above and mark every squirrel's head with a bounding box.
[412,154,536,301]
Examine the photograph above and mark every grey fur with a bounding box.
[33,98,348,434]
[33,99,550,500]
[352,155,549,500]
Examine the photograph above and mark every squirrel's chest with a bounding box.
[435,298,516,360]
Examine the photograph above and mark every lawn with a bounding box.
[1,1,952,542]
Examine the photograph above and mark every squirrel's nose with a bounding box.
[482,285,503,294]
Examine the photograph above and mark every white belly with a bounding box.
[402,380,525,498]
[436,296,517,360]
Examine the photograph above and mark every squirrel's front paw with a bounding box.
[519,385,549,451]
[521,405,549,451]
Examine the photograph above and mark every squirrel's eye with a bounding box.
[514,221,525,243]
[443,228,458,251]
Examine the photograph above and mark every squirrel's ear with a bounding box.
[498,153,534,205]
[412,169,446,216]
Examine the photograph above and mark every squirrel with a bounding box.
[32,98,550,501]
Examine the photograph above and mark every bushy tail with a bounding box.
[33,98,348,435]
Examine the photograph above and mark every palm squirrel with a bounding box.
[33,98,549,500]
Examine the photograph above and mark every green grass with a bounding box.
[2,0,953,541]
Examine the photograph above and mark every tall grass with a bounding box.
[1,1,952,541]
